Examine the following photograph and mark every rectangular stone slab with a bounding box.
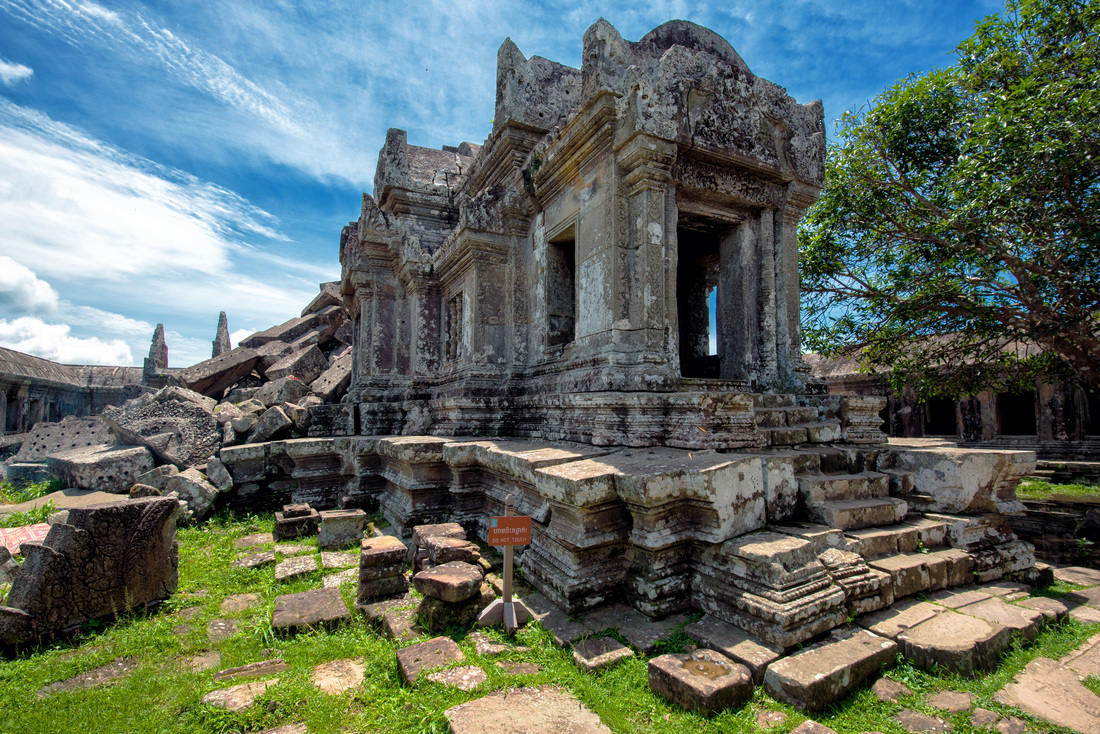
[763,628,896,712]
[685,615,784,684]
[897,610,1012,676]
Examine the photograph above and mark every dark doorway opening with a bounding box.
[923,397,958,436]
[547,226,576,348]
[997,391,1037,436]
[677,223,723,378]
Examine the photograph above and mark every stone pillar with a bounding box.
[618,134,676,358]
[408,279,440,376]
[755,208,779,388]
[718,220,758,383]
[774,182,820,389]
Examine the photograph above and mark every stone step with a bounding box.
[797,471,890,504]
[763,627,896,712]
[755,408,790,428]
[755,393,796,408]
[880,468,914,495]
[808,497,908,530]
[845,525,919,559]
[767,426,809,446]
[800,421,842,443]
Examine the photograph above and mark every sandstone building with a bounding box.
[340,20,846,450]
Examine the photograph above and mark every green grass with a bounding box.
[0,478,61,505]
[0,512,1097,733]
[1017,479,1100,502]
[0,500,55,528]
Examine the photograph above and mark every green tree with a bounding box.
[799,0,1100,399]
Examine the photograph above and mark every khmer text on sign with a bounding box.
[488,516,531,546]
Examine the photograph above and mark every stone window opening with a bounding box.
[997,390,1038,436]
[546,225,576,348]
[1085,390,1100,436]
[445,294,463,362]
[677,224,723,379]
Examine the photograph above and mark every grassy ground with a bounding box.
[0,511,1096,734]
[1017,479,1100,502]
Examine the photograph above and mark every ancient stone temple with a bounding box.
[340,19,842,449]
[221,19,1041,650]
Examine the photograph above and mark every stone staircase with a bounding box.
[695,439,1038,648]
[753,394,841,446]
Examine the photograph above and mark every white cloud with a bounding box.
[0,255,59,313]
[0,315,133,365]
[0,57,32,85]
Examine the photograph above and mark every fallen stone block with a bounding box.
[396,636,465,685]
[176,347,260,399]
[763,628,895,712]
[685,615,784,684]
[205,457,233,493]
[271,588,350,635]
[36,656,138,698]
[103,387,220,467]
[255,377,310,408]
[164,467,219,524]
[444,685,613,734]
[249,406,293,443]
[318,509,366,550]
[46,444,154,494]
[648,649,753,715]
[413,561,483,602]
[416,582,496,633]
[266,346,328,385]
[1016,596,1069,622]
[954,597,1045,642]
[273,504,320,540]
[213,659,288,682]
[275,555,318,581]
[1054,565,1100,587]
[302,281,342,317]
[894,709,951,734]
[0,497,178,647]
[310,350,352,403]
[425,536,481,565]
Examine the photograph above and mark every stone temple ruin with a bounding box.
[0,21,1045,665]
[279,18,1036,647]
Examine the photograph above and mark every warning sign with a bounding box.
[487,515,531,546]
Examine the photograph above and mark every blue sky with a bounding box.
[0,0,1004,368]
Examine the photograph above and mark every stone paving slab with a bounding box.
[685,615,784,684]
[207,619,238,642]
[995,656,1100,734]
[1069,586,1100,608]
[763,628,895,712]
[427,665,487,690]
[275,555,319,581]
[311,658,364,695]
[397,636,465,686]
[581,602,690,653]
[201,679,278,712]
[894,709,951,733]
[857,598,944,640]
[321,551,358,569]
[1071,603,1100,623]
[273,543,314,556]
[355,591,415,628]
[232,550,276,569]
[1064,632,1100,678]
[213,659,287,681]
[233,532,275,548]
[323,568,357,588]
[187,651,221,672]
[444,685,613,733]
[383,609,422,642]
[524,591,587,646]
[954,598,1044,641]
[790,722,837,734]
[928,588,992,610]
[1016,595,1069,622]
[927,690,973,712]
[871,678,911,703]
[497,661,541,675]
[36,656,138,697]
[1054,565,1100,587]
[896,610,1011,676]
[573,637,634,673]
[220,593,261,613]
[272,588,351,634]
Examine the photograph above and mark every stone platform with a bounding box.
[221,425,1037,649]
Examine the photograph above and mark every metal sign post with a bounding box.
[476,494,533,632]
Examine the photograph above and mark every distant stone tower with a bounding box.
[212,312,231,358]
[142,324,169,387]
